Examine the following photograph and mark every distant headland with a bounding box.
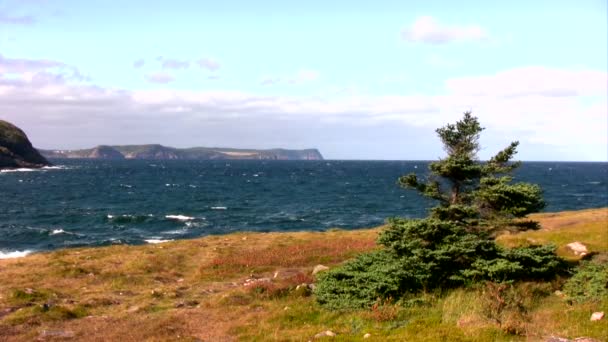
[39,145,324,161]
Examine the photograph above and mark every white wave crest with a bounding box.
[43,165,70,170]
[165,215,195,221]
[211,206,227,210]
[163,228,188,235]
[0,165,71,174]
[185,221,207,228]
[0,250,33,259]
[50,229,66,235]
[145,239,173,244]
[0,168,38,173]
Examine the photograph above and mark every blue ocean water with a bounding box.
[1,160,606,256]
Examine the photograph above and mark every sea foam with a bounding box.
[145,239,173,244]
[165,215,195,221]
[0,250,32,259]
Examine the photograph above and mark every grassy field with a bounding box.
[0,208,606,341]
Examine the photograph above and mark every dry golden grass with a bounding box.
[1,208,606,341]
[0,229,378,341]
[497,207,608,260]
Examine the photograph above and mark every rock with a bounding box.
[545,337,571,342]
[314,330,336,338]
[37,330,75,339]
[590,311,604,321]
[554,290,565,297]
[0,120,50,169]
[308,283,316,291]
[293,284,312,297]
[363,333,371,338]
[312,264,330,275]
[566,242,589,256]
[243,277,271,287]
[127,306,140,313]
[546,337,603,342]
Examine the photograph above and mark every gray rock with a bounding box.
[38,330,75,340]
[243,277,272,287]
[590,311,604,321]
[566,242,589,256]
[314,330,336,338]
[312,264,330,275]
[127,306,140,313]
[545,337,571,342]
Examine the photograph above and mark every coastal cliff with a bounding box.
[0,120,50,169]
[40,145,324,161]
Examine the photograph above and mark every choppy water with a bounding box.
[1,160,606,257]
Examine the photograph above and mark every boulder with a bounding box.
[590,311,604,321]
[314,330,336,338]
[566,242,589,256]
[37,330,75,339]
[312,265,330,275]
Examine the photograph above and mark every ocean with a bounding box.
[1,160,606,258]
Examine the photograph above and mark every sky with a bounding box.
[0,0,606,160]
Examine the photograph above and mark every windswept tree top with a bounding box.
[399,111,544,225]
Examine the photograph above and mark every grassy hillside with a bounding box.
[0,208,606,341]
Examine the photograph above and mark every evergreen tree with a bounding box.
[315,112,565,310]
[398,111,545,228]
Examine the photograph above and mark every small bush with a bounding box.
[7,288,56,306]
[563,257,608,303]
[316,218,566,310]
[367,298,400,322]
[480,281,552,335]
[314,250,408,310]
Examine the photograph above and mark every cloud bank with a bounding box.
[0,54,605,160]
[402,16,488,44]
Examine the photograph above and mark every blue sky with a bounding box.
[0,0,606,160]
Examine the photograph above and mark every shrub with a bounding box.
[563,257,608,303]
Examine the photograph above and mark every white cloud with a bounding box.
[0,54,606,160]
[161,58,190,70]
[402,16,488,44]
[197,58,220,71]
[133,59,145,68]
[0,54,63,73]
[445,66,607,97]
[144,72,175,84]
[0,13,34,24]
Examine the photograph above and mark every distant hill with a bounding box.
[40,144,324,161]
[0,120,50,169]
